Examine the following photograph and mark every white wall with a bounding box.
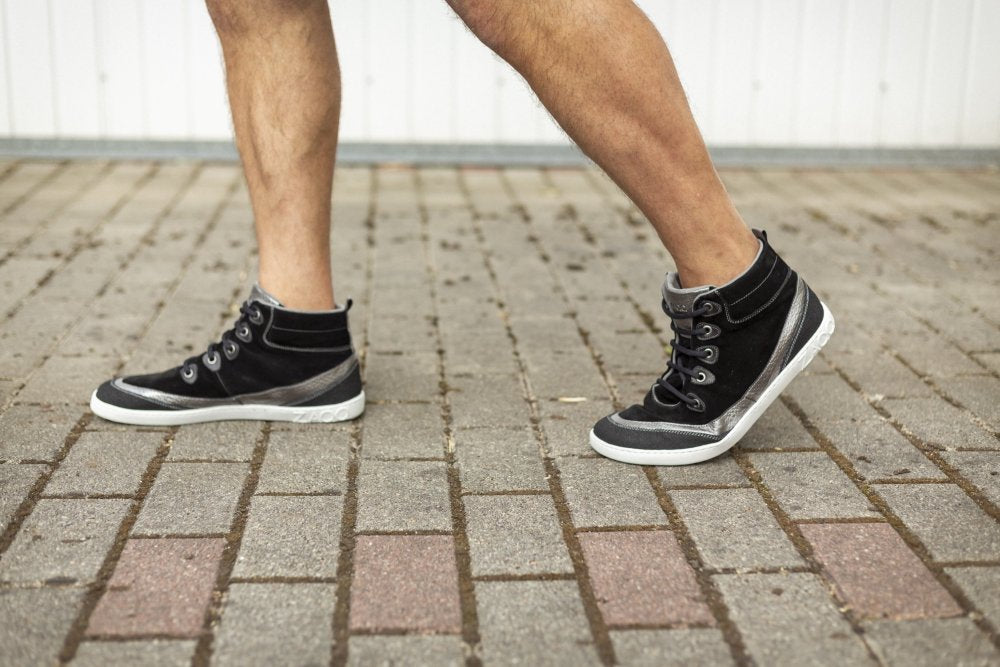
[1,0,998,147]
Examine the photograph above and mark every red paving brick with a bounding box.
[349,535,461,633]
[86,538,225,638]
[579,530,713,627]
[801,522,962,620]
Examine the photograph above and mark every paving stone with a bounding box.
[834,348,933,398]
[876,484,1000,561]
[611,629,734,666]
[940,451,1000,507]
[464,495,572,576]
[73,640,196,666]
[256,428,350,495]
[716,572,875,666]
[738,400,818,450]
[785,373,873,422]
[523,354,610,400]
[454,427,548,492]
[17,354,118,405]
[946,567,1000,627]
[539,397,615,457]
[350,535,461,632]
[347,636,465,667]
[233,495,341,579]
[815,417,944,481]
[864,618,1000,666]
[0,587,84,665]
[448,374,531,429]
[658,454,748,488]
[671,488,802,570]
[476,580,601,666]
[579,530,712,627]
[801,522,960,620]
[355,460,451,532]
[213,583,335,666]
[0,403,82,462]
[0,462,44,530]
[558,457,665,527]
[86,538,224,638]
[364,350,440,402]
[46,431,161,496]
[750,452,878,519]
[133,462,247,535]
[1,498,129,583]
[361,401,444,459]
[882,398,996,450]
[167,421,261,461]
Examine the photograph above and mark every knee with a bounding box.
[205,0,321,35]
[447,0,517,55]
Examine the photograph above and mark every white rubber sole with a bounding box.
[89,390,366,426]
[590,304,836,466]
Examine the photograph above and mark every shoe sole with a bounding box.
[89,390,366,426]
[589,303,836,466]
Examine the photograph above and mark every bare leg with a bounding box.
[449,0,758,287]
[207,0,339,310]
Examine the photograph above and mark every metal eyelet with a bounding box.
[697,323,721,340]
[180,364,198,385]
[691,367,715,385]
[223,341,240,360]
[700,345,719,365]
[248,308,264,325]
[235,324,253,343]
[686,393,706,412]
[700,300,722,316]
[203,351,222,371]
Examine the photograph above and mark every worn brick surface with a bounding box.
[940,451,1000,507]
[0,404,82,462]
[738,400,818,450]
[559,457,665,527]
[671,488,802,569]
[350,535,461,632]
[717,572,875,665]
[0,463,44,530]
[815,418,944,481]
[611,629,734,666]
[658,454,748,488]
[882,398,996,449]
[454,427,548,492]
[946,567,1000,627]
[579,530,712,627]
[167,421,261,461]
[464,494,573,576]
[72,640,196,666]
[539,397,616,457]
[233,495,341,579]
[864,618,1000,666]
[133,462,247,535]
[46,430,161,496]
[355,460,451,532]
[448,373,531,429]
[255,428,350,494]
[750,452,878,519]
[213,584,335,666]
[86,538,224,637]
[877,484,1000,561]
[347,636,465,666]
[1,498,129,583]
[0,588,83,665]
[361,401,444,459]
[801,522,960,619]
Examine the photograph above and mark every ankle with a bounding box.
[258,277,335,311]
[676,229,760,288]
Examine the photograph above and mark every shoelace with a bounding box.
[655,299,719,411]
[179,301,265,384]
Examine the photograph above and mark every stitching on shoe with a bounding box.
[263,309,354,352]
[722,268,792,324]
[730,253,778,305]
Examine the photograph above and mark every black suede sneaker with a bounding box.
[90,285,365,426]
[591,230,834,465]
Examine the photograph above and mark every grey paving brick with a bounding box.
[448,373,531,429]
[213,583,335,667]
[833,347,933,399]
[1,498,129,583]
[611,629,734,666]
[361,401,444,459]
[523,354,610,400]
[750,452,878,519]
[941,451,1000,507]
[355,460,451,532]
[364,350,440,401]
[671,488,802,569]
[658,454,748,488]
[476,580,601,666]
[739,400,818,450]
[785,373,874,422]
[133,463,247,535]
[877,484,1000,561]
[0,587,84,665]
[464,495,572,576]
[0,463,44,530]
[946,567,1000,627]
[0,403,82,462]
[716,572,874,666]
[233,496,341,579]
[539,397,615,457]
[167,421,261,461]
[347,636,465,667]
[454,427,548,492]
[256,428,350,495]
[73,640,196,666]
[17,354,118,405]
[882,398,995,450]
[47,431,161,496]
[816,417,944,480]
[864,618,1000,666]
[558,457,665,527]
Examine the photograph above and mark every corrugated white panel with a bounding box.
[1,0,998,147]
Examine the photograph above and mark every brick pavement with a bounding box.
[0,159,998,666]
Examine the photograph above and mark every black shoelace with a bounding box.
[655,300,718,411]
[179,301,265,384]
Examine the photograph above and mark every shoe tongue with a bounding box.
[248,284,284,308]
[662,273,713,334]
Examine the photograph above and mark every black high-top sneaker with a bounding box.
[591,230,834,465]
[90,285,365,426]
